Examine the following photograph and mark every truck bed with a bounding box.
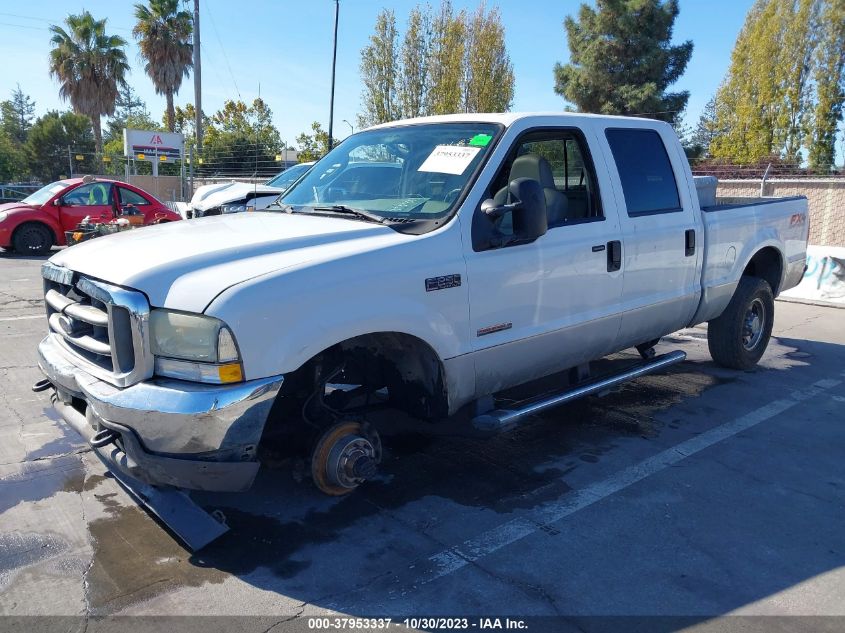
[691,192,809,325]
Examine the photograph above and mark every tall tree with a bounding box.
[200,98,282,175]
[807,0,845,170]
[428,1,466,115]
[295,121,337,162]
[397,6,432,119]
[105,84,156,142]
[26,111,97,181]
[779,0,821,162]
[48,11,129,154]
[359,9,399,126]
[710,0,831,164]
[553,0,693,125]
[0,133,26,182]
[1,85,36,145]
[463,3,514,113]
[133,0,193,133]
[689,96,720,157]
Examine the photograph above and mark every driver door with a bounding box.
[463,127,625,395]
[58,182,115,230]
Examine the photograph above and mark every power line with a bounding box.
[0,11,133,32]
[202,0,241,99]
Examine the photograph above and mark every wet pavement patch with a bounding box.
[0,456,84,514]
[85,504,229,614]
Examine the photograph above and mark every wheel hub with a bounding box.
[311,421,382,495]
[326,434,379,489]
[742,298,765,350]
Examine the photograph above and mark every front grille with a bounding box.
[42,263,153,387]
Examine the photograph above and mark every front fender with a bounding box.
[204,232,471,381]
[1,210,63,247]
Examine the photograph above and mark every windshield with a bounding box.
[266,163,312,190]
[21,181,71,206]
[278,123,501,223]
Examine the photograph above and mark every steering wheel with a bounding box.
[444,188,462,204]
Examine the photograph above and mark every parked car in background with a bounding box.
[0,176,181,254]
[185,162,315,218]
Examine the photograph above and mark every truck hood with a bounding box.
[49,212,405,312]
[190,181,282,212]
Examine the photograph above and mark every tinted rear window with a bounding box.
[605,128,681,216]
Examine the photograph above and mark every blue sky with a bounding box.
[0,1,753,145]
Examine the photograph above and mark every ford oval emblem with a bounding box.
[57,315,76,336]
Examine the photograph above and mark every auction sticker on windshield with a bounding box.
[418,145,481,175]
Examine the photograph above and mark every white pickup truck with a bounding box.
[36,113,808,545]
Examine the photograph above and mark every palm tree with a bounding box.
[49,11,129,154]
[133,0,193,132]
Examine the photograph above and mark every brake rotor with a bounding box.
[310,421,382,496]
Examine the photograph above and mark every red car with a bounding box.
[0,176,181,255]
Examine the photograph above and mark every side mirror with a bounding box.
[52,198,62,207]
[509,178,547,241]
[480,178,547,245]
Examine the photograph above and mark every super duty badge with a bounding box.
[426,274,462,292]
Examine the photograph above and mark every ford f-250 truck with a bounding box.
[35,113,809,548]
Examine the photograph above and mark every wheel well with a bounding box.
[742,247,783,294]
[282,332,449,421]
[12,221,56,245]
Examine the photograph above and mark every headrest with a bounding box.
[509,154,556,189]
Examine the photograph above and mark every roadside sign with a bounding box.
[123,128,184,160]
[74,154,84,161]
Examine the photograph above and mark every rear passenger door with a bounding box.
[602,126,702,349]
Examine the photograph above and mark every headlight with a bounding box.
[150,310,243,384]
[221,203,252,213]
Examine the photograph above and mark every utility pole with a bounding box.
[193,0,203,149]
[328,0,339,151]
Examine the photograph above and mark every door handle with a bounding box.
[591,244,606,252]
[685,229,696,256]
[607,240,622,272]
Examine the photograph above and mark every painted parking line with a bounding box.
[419,376,843,586]
[0,314,44,322]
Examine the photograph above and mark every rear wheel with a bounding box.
[12,223,53,255]
[707,277,774,370]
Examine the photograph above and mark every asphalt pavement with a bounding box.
[1,249,844,632]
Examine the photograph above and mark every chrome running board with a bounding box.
[472,350,687,433]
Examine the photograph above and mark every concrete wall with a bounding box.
[717,179,845,247]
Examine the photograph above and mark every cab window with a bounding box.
[62,183,113,206]
[484,129,603,238]
[118,187,151,206]
[605,128,681,216]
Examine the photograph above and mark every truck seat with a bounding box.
[494,154,569,226]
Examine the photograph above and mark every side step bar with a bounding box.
[472,350,687,433]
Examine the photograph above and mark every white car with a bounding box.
[186,161,314,218]
[36,112,808,547]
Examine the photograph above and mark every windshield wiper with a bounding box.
[310,205,387,224]
[265,200,295,213]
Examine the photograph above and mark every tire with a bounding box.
[12,223,53,255]
[707,276,774,370]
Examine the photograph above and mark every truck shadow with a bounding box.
[81,335,845,618]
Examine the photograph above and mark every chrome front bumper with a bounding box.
[37,333,284,492]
